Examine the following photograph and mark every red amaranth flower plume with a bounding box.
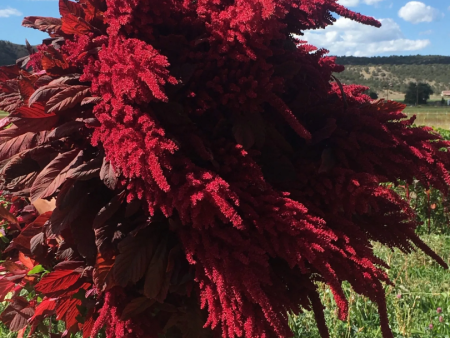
[0,0,447,338]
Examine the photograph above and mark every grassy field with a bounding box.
[290,235,450,338]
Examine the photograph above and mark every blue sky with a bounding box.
[0,0,449,56]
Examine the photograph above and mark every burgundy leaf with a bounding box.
[35,261,84,295]
[0,296,34,332]
[14,102,56,119]
[22,16,62,35]
[30,149,80,202]
[28,84,69,107]
[81,96,102,106]
[46,85,90,114]
[113,229,157,287]
[100,158,118,190]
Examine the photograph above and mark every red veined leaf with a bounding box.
[0,130,50,162]
[22,16,62,36]
[60,0,93,35]
[0,65,20,82]
[29,298,56,323]
[0,277,16,301]
[0,296,34,332]
[54,282,90,332]
[93,253,115,292]
[0,204,18,226]
[68,155,102,180]
[40,150,83,200]
[55,297,82,332]
[60,0,85,18]
[46,85,90,114]
[100,158,118,190]
[14,102,56,119]
[93,191,125,230]
[79,0,105,23]
[2,260,27,275]
[113,227,159,288]
[46,120,85,141]
[81,96,102,106]
[28,84,69,107]
[30,149,80,202]
[0,117,58,144]
[18,74,39,105]
[120,297,155,321]
[5,212,52,253]
[82,310,95,338]
[35,261,84,295]
[41,47,70,76]
[28,298,56,336]
[144,238,169,299]
[0,93,21,113]
[30,232,46,257]
[48,74,80,86]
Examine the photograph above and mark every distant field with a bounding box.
[404,106,450,114]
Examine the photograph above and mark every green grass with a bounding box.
[404,106,450,114]
[290,235,450,338]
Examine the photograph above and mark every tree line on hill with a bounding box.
[336,55,450,65]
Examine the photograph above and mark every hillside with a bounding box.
[333,55,450,98]
[0,41,29,66]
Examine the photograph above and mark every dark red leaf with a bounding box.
[55,297,82,332]
[100,158,118,190]
[22,16,62,36]
[60,0,93,35]
[144,239,169,299]
[30,149,80,202]
[2,260,27,275]
[0,204,18,226]
[0,296,34,332]
[93,191,125,229]
[81,96,102,106]
[0,130,50,162]
[0,65,20,82]
[14,102,56,119]
[93,253,115,292]
[0,277,16,302]
[40,150,83,200]
[68,155,102,180]
[6,212,52,253]
[18,75,38,105]
[120,297,155,321]
[0,116,58,143]
[82,311,95,338]
[46,85,90,114]
[29,298,56,326]
[113,230,156,287]
[35,261,83,295]
[28,84,69,107]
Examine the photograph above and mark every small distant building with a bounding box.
[441,91,450,106]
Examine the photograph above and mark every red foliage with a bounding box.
[0,0,448,338]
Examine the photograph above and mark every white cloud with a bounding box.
[302,17,430,56]
[0,7,22,18]
[338,0,384,6]
[419,29,433,35]
[398,2,442,23]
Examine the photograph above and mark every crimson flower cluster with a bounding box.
[0,0,448,338]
